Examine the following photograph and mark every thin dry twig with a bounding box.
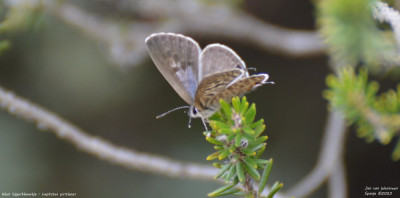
[372,1,400,66]
[328,158,347,198]
[287,110,347,198]
[3,0,325,68]
[373,1,400,47]
[0,86,218,180]
[0,85,289,197]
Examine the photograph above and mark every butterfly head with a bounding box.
[188,105,216,130]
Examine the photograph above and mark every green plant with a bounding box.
[324,67,400,160]
[317,0,397,70]
[205,96,283,198]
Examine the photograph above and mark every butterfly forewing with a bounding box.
[200,44,248,78]
[194,69,245,112]
[145,33,201,105]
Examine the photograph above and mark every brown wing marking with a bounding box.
[207,74,269,110]
[194,69,244,111]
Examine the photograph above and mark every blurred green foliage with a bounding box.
[317,0,396,70]
[324,67,400,160]
[318,0,400,161]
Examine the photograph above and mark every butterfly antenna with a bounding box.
[156,106,191,119]
[188,115,192,128]
[247,67,257,72]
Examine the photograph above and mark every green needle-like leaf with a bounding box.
[229,144,236,153]
[208,181,238,197]
[214,188,242,197]
[219,149,230,160]
[213,121,231,130]
[244,104,256,124]
[250,119,264,129]
[232,96,241,112]
[254,159,268,167]
[243,157,257,168]
[206,136,224,145]
[240,97,250,115]
[249,143,266,153]
[241,148,256,156]
[226,163,237,182]
[258,159,273,195]
[227,133,236,141]
[243,126,255,135]
[215,163,232,179]
[254,124,266,137]
[219,128,233,134]
[266,181,283,198]
[213,162,222,169]
[256,144,266,158]
[254,136,268,145]
[207,151,221,161]
[220,99,233,117]
[214,145,224,150]
[235,133,243,147]
[236,162,245,183]
[242,161,260,181]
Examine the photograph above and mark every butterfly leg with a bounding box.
[201,118,209,131]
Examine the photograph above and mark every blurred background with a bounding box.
[0,0,399,198]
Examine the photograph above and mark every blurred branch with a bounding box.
[0,85,218,180]
[3,0,325,68]
[327,158,347,198]
[287,110,347,198]
[0,85,289,197]
[371,1,400,67]
[373,1,400,47]
[0,85,292,198]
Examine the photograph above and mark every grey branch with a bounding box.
[0,86,218,180]
[373,2,400,47]
[372,1,400,67]
[328,158,347,198]
[4,0,325,68]
[287,111,347,198]
[0,86,287,197]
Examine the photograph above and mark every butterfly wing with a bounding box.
[194,72,269,118]
[194,69,245,113]
[145,33,201,105]
[209,74,270,108]
[200,44,248,79]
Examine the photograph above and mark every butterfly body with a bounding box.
[145,32,272,126]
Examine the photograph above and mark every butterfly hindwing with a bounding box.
[208,74,269,111]
[200,44,248,78]
[194,69,245,112]
[145,33,201,105]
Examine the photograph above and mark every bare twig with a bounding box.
[0,86,218,180]
[373,2,400,47]
[3,0,325,68]
[287,110,347,198]
[328,158,347,198]
[0,85,289,197]
[372,1,400,67]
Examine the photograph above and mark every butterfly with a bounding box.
[145,32,273,129]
